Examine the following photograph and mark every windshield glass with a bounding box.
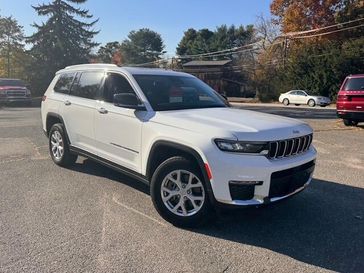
[0,79,25,87]
[134,74,227,111]
[344,78,364,91]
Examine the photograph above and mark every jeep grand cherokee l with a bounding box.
[41,64,317,227]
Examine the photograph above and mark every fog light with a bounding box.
[229,180,263,186]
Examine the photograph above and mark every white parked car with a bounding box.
[41,64,317,227]
[279,90,331,107]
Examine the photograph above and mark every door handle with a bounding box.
[98,107,108,114]
[64,100,71,106]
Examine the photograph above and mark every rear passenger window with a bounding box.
[54,73,75,94]
[71,71,104,99]
[103,73,135,103]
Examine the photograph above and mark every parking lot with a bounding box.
[0,104,363,273]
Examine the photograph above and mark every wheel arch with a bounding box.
[46,112,71,144]
[146,140,216,204]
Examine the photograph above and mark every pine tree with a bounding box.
[27,0,99,95]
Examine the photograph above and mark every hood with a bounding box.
[152,107,313,141]
[0,86,27,90]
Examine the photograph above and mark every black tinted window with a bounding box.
[0,79,25,86]
[71,71,104,99]
[344,78,364,91]
[54,73,75,94]
[103,73,135,103]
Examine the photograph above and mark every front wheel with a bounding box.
[49,123,77,167]
[283,98,289,106]
[150,157,213,227]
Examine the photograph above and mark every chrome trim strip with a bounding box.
[110,142,139,154]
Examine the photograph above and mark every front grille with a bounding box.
[269,160,315,198]
[268,134,312,159]
[6,90,26,96]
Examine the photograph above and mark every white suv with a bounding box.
[41,64,317,227]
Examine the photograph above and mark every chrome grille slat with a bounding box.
[274,142,279,158]
[268,134,312,160]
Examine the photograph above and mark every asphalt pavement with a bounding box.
[0,104,363,273]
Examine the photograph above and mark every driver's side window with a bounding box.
[103,73,135,103]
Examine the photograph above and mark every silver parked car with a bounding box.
[279,90,331,107]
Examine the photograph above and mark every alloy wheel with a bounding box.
[50,130,64,160]
[160,170,205,217]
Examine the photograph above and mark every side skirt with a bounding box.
[69,145,149,185]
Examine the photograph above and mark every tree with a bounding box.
[0,15,24,77]
[97,41,121,63]
[120,28,165,65]
[176,24,255,58]
[27,0,99,95]
[270,0,344,32]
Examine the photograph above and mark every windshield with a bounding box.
[134,74,227,111]
[344,78,364,91]
[0,79,25,87]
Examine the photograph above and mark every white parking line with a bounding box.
[112,195,168,227]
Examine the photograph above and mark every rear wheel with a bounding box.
[343,119,358,127]
[283,98,289,106]
[49,123,77,167]
[150,156,213,227]
[308,99,316,107]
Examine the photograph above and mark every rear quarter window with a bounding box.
[54,73,75,94]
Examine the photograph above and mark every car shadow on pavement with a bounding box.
[195,178,364,273]
[69,159,363,272]
[70,158,150,195]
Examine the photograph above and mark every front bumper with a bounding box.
[206,146,317,206]
[0,96,32,104]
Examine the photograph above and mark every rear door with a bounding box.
[60,70,104,154]
[288,91,298,103]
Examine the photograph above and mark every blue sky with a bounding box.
[0,0,272,55]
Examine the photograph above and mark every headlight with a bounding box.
[26,89,31,95]
[214,139,269,154]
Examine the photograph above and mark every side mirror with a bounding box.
[113,93,146,110]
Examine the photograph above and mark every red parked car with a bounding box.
[337,74,364,126]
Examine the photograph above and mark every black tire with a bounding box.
[283,98,289,106]
[295,104,300,106]
[49,123,77,167]
[150,156,214,228]
[343,119,358,126]
[308,99,316,107]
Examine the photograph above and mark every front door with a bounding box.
[94,72,144,172]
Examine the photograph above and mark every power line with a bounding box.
[282,17,364,37]
[290,24,364,39]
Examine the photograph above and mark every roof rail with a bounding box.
[64,63,118,69]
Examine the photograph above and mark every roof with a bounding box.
[182,60,232,67]
[58,63,193,77]
[347,74,364,78]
